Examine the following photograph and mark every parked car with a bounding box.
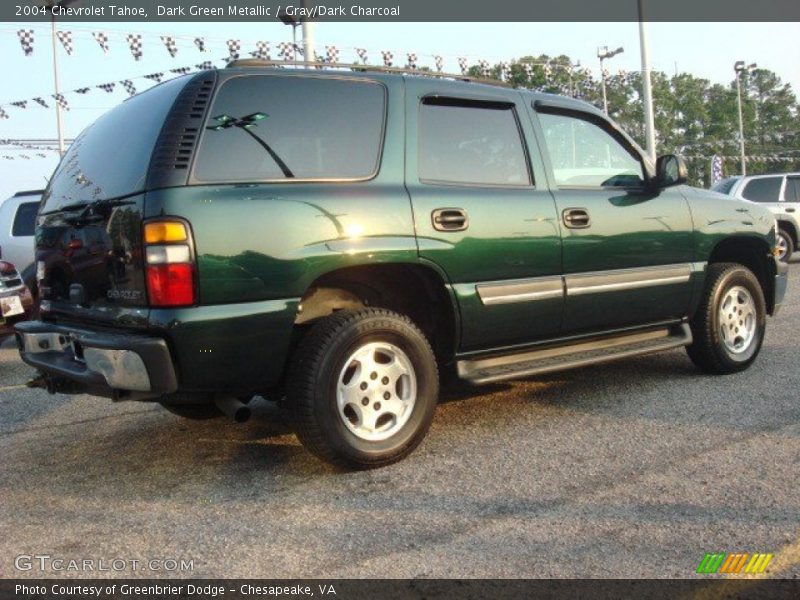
[0,261,33,339]
[16,64,787,468]
[712,173,799,261]
[0,190,41,277]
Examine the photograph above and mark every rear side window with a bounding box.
[12,201,38,236]
[418,99,531,186]
[193,75,385,182]
[742,177,782,202]
[784,176,800,202]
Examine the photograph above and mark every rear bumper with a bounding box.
[15,320,178,398]
[772,258,789,315]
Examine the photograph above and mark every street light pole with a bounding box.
[638,0,656,163]
[597,45,624,115]
[50,14,64,157]
[301,0,315,64]
[734,60,756,177]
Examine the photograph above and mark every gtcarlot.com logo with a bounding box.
[14,554,194,572]
[696,552,774,574]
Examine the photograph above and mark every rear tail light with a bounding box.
[143,220,196,307]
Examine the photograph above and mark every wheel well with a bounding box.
[777,220,797,246]
[295,264,458,362]
[708,237,776,314]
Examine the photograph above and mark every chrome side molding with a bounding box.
[476,263,704,305]
[566,264,693,297]
[477,276,563,305]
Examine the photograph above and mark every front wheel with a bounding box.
[686,263,766,374]
[288,308,439,469]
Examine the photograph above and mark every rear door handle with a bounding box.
[432,208,469,232]
[786,207,796,213]
[562,207,591,229]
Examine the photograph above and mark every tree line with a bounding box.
[465,55,799,186]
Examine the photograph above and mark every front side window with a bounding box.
[742,177,782,203]
[538,112,645,188]
[193,75,386,182]
[418,99,531,186]
[12,201,39,236]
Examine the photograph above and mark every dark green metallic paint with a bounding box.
[26,68,783,397]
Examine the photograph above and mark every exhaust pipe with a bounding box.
[214,395,251,423]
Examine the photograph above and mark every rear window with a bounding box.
[12,201,39,236]
[742,177,782,203]
[41,76,188,213]
[193,75,385,182]
[711,177,738,195]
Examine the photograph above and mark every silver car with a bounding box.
[0,190,41,277]
[712,173,799,261]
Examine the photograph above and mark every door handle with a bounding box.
[432,208,469,232]
[562,207,591,229]
[786,207,796,213]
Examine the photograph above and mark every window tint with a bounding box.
[418,99,530,186]
[539,112,644,187]
[194,76,385,182]
[711,177,738,195]
[784,177,800,202]
[742,177,782,203]
[12,202,39,236]
[42,76,187,213]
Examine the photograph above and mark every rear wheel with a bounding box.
[686,263,766,374]
[288,308,438,469]
[776,228,793,262]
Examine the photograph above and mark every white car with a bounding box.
[712,173,799,262]
[0,190,41,278]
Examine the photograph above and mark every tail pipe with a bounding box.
[214,395,251,423]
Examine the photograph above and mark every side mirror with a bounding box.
[655,154,688,188]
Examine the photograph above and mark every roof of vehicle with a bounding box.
[737,172,800,179]
[223,59,600,115]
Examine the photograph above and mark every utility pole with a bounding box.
[44,0,80,158]
[597,45,624,115]
[734,60,757,176]
[637,0,656,163]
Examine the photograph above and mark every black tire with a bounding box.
[160,402,222,420]
[686,262,766,374]
[288,308,439,469]
[777,228,794,262]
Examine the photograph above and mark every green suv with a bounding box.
[17,63,788,469]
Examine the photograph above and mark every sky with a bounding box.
[1,21,798,201]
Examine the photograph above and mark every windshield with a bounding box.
[41,76,188,214]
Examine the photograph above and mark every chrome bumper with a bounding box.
[15,321,178,397]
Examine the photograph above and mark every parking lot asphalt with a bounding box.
[0,266,797,580]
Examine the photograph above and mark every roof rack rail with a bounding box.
[225,58,513,89]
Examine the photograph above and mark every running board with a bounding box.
[457,323,692,384]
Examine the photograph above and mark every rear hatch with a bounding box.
[37,76,189,326]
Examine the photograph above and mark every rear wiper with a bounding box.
[40,201,90,216]
[63,198,135,224]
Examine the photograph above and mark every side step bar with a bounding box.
[457,323,692,385]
